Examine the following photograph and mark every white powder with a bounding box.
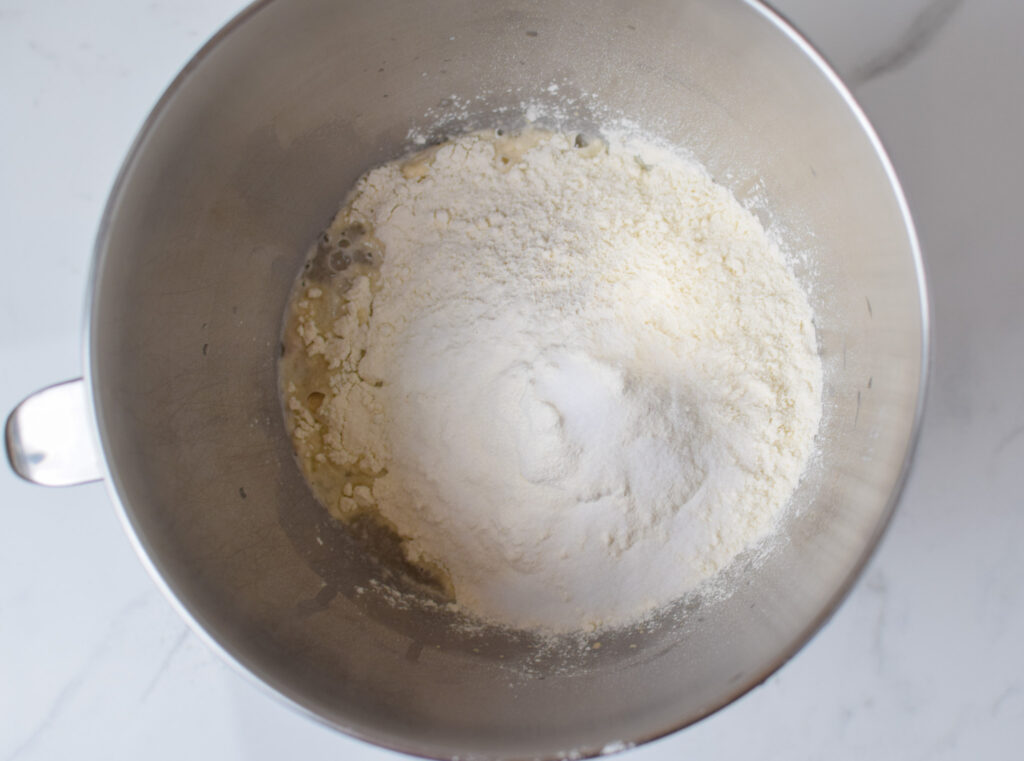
[284,129,822,633]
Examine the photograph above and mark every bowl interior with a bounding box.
[89,0,925,757]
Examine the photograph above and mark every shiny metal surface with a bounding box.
[10,0,926,758]
[5,379,103,486]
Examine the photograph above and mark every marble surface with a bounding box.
[2,0,1021,758]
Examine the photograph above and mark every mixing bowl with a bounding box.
[5,0,927,757]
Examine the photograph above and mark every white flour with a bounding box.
[284,129,822,633]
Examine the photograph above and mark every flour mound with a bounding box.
[284,129,822,633]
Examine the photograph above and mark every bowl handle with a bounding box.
[5,379,103,486]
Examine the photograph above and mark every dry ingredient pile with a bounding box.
[281,128,822,633]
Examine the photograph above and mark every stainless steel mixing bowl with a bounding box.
[5,0,927,757]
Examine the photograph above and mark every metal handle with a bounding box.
[5,379,104,487]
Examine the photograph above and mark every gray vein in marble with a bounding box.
[992,423,1024,458]
[140,626,191,703]
[990,685,1021,718]
[4,670,88,761]
[912,707,974,761]
[864,571,889,673]
[848,0,963,87]
[27,39,60,63]
[4,595,150,761]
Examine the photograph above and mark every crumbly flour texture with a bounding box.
[283,129,822,633]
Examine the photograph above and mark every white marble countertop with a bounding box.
[2,1,1021,759]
